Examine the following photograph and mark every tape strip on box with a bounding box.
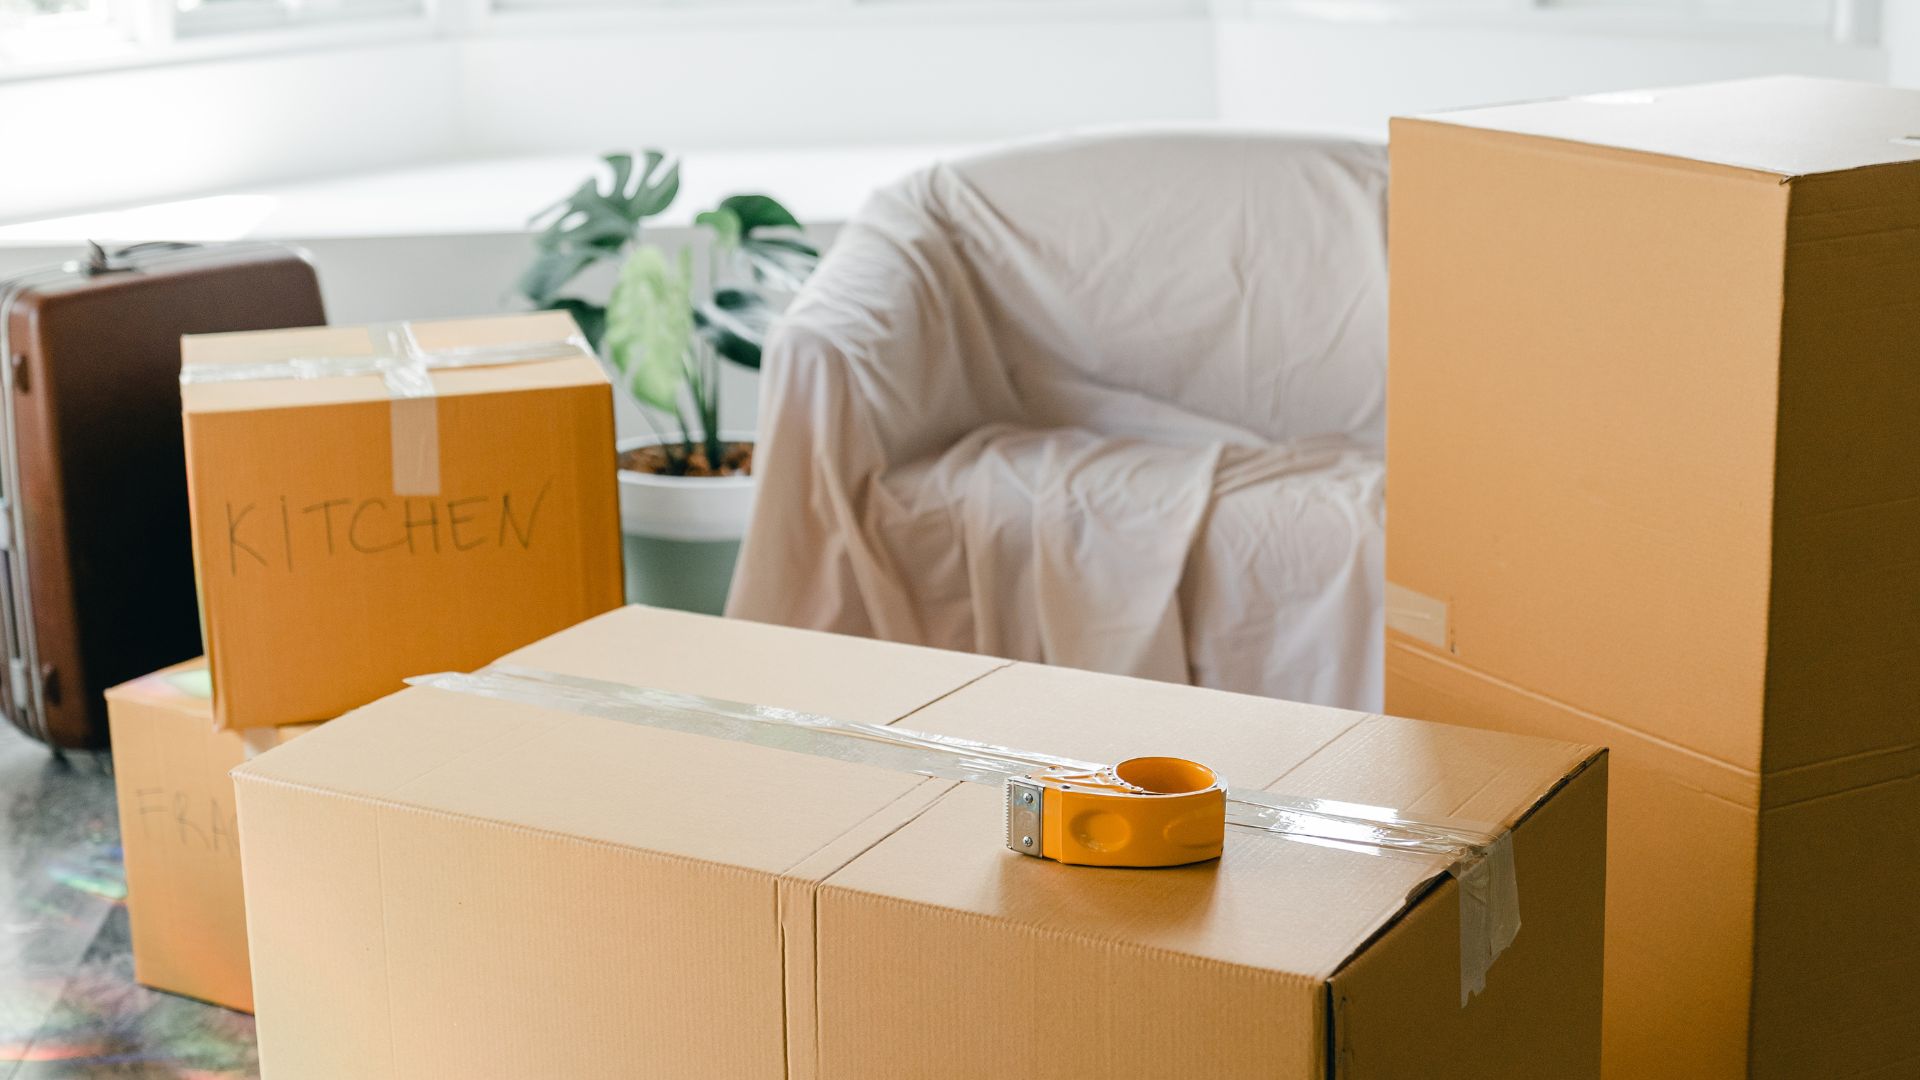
[1385,581,1450,651]
[411,664,1523,1003]
[180,322,591,498]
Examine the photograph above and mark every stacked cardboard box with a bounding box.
[105,661,316,1012]
[179,311,625,729]
[107,311,624,1010]
[230,605,1608,1079]
[1385,76,1919,1079]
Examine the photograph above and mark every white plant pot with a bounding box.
[616,432,757,614]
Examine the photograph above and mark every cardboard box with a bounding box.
[1385,76,1920,1080]
[105,659,319,1012]
[181,312,624,728]
[233,606,1606,1079]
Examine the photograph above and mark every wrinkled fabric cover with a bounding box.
[728,132,1388,710]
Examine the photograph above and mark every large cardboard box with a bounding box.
[105,659,319,1012]
[233,606,1606,1079]
[181,312,623,729]
[1385,76,1920,1080]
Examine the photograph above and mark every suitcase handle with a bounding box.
[78,241,199,277]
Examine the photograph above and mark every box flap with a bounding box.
[1327,755,1608,1080]
[182,311,607,414]
[232,607,1007,875]
[1411,76,1920,179]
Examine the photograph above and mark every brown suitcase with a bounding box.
[0,242,326,751]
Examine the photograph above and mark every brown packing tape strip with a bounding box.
[179,322,593,499]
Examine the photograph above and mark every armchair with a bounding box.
[728,132,1388,709]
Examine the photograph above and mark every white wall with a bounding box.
[3,40,460,221]
[1215,16,1885,134]
[1885,0,1920,82]
[0,13,1217,223]
[453,17,1219,153]
[5,6,1904,224]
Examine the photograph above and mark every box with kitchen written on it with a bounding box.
[232,605,1607,1079]
[181,311,624,729]
[105,659,320,1012]
[1386,76,1920,1080]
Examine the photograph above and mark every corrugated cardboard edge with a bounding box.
[1390,116,1797,185]
[1321,747,1607,992]
[1323,752,1608,1079]
[776,778,959,1080]
[1399,77,1920,182]
[1387,639,1758,810]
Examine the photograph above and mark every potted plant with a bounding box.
[517,151,818,613]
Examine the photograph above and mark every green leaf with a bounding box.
[604,245,696,414]
[746,235,819,258]
[628,154,681,219]
[709,287,760,311]
[738,240,818,293]
[518,249,602,307]
[541,191,635,251]
[604,153,635,202]
[705,329,761,370]
[528,151,679,252]
[694,207,743,253]
[715,194,801,234]
[702,194,818,291]
[695,289,773,370]
[549,298,608,352]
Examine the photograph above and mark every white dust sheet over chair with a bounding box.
[729,131,1388,709]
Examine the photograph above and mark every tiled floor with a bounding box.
[0,725,258,1079]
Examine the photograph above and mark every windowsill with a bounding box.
[0,145,968,247]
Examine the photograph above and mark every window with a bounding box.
[1540,0,1836,29]
[173,0,422,35]
[0,0,424,72]
[0,0,135,66]
[1254,0,1846,30]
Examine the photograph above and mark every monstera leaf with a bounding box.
[687,194,818,369]
[548,298,608,352]
[695,194,819,294]
[604,245,696,414]
[519,151,680,307]
[695,288,774,370]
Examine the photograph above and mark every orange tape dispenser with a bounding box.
[1005,756,1227,868]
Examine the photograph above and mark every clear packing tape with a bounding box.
[179,322,593,497]
[411,664,1523,1004]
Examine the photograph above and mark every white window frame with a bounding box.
[1233,0,1877,41]
[0,0,435,80]
[464,0,1207,33]
[0,0,1882,83]
[0,0,154,70]
[172,0,425,37]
